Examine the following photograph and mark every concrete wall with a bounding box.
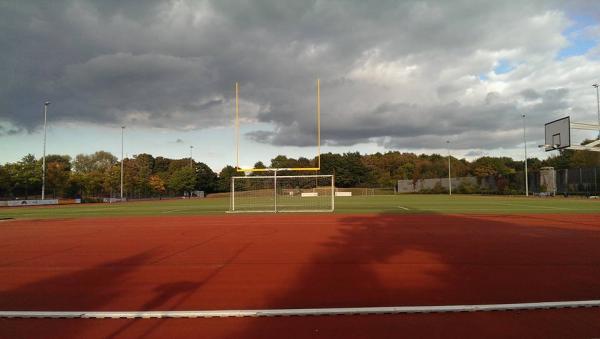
[3,199,59,207]
[397,176,480,193]
[540,167,556,193]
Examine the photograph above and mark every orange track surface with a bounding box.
[1,213,600,338]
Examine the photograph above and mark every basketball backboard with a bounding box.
[544,117,570,151]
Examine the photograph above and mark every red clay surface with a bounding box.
[1,213,600,338]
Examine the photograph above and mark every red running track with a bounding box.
[1,213,600,338]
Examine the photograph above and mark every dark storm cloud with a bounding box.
[1,0,598,151]
[520,89,542,101]
[250,89,570,149]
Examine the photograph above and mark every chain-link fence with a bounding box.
[397,167,599,196]
[556,167,599,195]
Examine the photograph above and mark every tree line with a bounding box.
[0,148,598,199]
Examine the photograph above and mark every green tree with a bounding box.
[0,164,11,197]
[195,162,218,193]
[218,165,238,192]
[153,156,172,174]
[73,151,117,173]
[168,167,197,195]
[7,154,42,199]
[320,152,372,187]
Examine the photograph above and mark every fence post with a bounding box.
[231,177,235,211]
[580,168,583,194]
[565,169,569,195]
[331,175,335,211]
[274,170,278,212]
[595,167,598,194]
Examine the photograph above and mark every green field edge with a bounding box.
[1,195,599,220]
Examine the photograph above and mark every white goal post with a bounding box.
[229,174,335,213]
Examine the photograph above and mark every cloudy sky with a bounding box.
[1,0,600,171]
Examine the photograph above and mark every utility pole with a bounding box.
[522,114,529,196]
[190,145,194,168]
[121,126,125,201]
[42,101,50,200]
[446,140,452,196]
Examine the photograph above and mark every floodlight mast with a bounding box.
[446,140,451,196]
[316,79,321,184]
[121,126,126,201]
[522,114,528,197]
[42,101,50,200]
[235,82,240,170]
[593,84,600,139]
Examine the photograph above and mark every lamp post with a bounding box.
[42,101,50,200]
[190,145,194,168]
[593,84,600,139]
[446,140,452,196]
[121,126,125,200]
[522,114,528,196]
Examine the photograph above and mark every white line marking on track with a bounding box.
[397,206,410,210]
[2,300,599,318]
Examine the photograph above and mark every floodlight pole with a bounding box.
[593,84,600,139]
[121,126,125,200]
[235,82,240,170]
[41,101,50,200]
[190,146,194,168]
[446,140,452,196]
[317,78,321,169]
[522,114,528,196]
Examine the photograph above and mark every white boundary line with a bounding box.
[2,300,600,318]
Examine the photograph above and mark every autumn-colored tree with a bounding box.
[45,155,72,198]
[149,175,166,198]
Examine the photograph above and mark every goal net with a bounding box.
[230,175,334,212]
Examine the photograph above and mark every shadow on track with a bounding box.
[222,212,600,338]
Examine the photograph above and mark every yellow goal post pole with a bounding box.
[234,79,322,172]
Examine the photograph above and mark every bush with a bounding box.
[419,182,448,194]
[456,182,478,194]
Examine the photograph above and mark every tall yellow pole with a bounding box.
[235,82,240,170]
[317,78,321,169]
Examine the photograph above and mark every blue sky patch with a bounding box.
[558,14,599,59]
[493,59,514,74]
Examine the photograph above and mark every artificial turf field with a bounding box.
[2,194,600,219]
[1,194,600,338]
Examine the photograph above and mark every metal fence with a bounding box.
[397,167,600,196]
[555,167,599,195]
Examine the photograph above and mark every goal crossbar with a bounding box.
[236,167,321,172]
[229,174,334,213]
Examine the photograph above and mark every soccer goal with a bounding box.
[229,174,334,213]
